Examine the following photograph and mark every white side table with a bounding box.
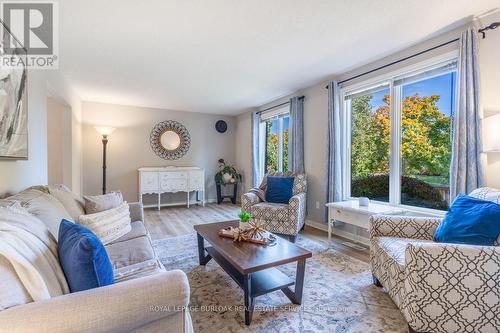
[326,200,404,242]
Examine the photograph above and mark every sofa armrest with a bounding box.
[129,202,144,222]
[241,192,262,212]
[0,270,191,333]
[289,193,306,231]
[403,242,500,331]
[369,214,442,240]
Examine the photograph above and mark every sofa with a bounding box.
[241,171,307,242]
[0,185,193,333]
[370,187,500,333]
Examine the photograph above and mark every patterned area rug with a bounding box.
[153,233,406,333]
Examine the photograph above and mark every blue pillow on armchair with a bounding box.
[58,219,115,292]
[434,195,500,246]
[266,176,295,204]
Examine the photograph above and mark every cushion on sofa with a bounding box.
[469,187,500,204]
[265,176,294,204]
[58,220,115,292]
[108,220,148,245]
[105,235,156,270]
[251,202,289,222]
[84,191,123,214]
[9,188,73,239]
[78,202,132,245]
[434,195,500,246]
[48,184,85,222]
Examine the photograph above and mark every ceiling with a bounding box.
[59,0,499,115]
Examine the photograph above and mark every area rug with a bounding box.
[153,233,406,333]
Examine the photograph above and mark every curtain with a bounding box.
[251,111,262,188]
[450,26,484,200]
[288,96,305,173]
[325,81,343,221]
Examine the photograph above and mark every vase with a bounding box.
[222,173,232,184]
[239,221,249,230]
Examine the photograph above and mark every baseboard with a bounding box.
[143,198,217,209]
[305,219,370,246]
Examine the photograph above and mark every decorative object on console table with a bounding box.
[138,166,205,210]
[150,120,191,160]
[94,126,116,194]
[215,159,241,204]
[0,20,28,159]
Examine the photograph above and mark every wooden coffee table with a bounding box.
[194,220,312,325]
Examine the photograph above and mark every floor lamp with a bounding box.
[94,126,116,194]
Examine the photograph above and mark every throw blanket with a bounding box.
[0,203,69,301]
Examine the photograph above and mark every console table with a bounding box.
[138,166,205,209]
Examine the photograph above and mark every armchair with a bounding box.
[370,188,500,333]
[241,172,307,242]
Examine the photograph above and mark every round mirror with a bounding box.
[160,130,181,151]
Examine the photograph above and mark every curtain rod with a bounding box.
[325,22,500,89]
[257,95,305,114]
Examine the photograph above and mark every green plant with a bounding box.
[215,159,242,184]
[238,210,252,223]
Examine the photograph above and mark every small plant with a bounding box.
[215,158,242,184]
[238,210,252,223]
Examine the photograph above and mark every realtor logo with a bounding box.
[0,1,58,68]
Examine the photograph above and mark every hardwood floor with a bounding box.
[144,202,369,263]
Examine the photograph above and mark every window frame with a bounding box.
[258,106,290,179]
[340,51,458,214]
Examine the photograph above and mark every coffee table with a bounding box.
[194,220,312,325]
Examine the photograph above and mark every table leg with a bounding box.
[282,259,306,304]
[243,274,254,325]
[328,218,332,243]
[197,233,211,265]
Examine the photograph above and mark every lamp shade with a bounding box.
[94,126,116,137]
[483,113,500,152]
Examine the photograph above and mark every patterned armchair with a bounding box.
[370,187,500,333]
[241,172,307,242]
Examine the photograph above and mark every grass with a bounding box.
[413,175,449,186]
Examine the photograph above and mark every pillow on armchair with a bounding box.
[265,176,294,204]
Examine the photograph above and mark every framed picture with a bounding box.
[0,20,28,159]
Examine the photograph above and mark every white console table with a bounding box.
[138,166,205,210]
[325,200,404,243]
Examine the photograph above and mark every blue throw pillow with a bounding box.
[58,219,114,292]
[434,195,500,246]
[266,176,294,204]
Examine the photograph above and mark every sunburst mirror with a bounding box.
[150,120,190,160]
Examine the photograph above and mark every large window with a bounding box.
[344,57,456,211]
[259,107,289,175]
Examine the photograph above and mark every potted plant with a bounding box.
[215,159,242,184]
[238,210,252,230]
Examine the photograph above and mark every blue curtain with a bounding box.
[251,111,262,188]
[325,81,343,221]
[450,26,484,200]
[289,96,305,173]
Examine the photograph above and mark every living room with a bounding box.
[0,1,499,332]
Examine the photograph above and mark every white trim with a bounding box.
[340,51,458,212]
[305,219,370,246]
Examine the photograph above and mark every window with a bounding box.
[344,57,456,211]
[259,107,289,175]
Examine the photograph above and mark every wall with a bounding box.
[0,70,82,197]
[235,13,500,241]
[81,102,236,204]
[479,11,500,189]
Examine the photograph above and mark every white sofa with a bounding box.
[370,187,500,333]
[0,185,193,333]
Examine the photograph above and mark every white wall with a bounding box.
[479,11,500,189]
[0,70,82,197]
[235,14,500,240]
[81,102,236,204]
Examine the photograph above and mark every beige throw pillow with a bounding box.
[78,202,132,245]
[84,191,123,214]
[48,184,85,222]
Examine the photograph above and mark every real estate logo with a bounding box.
[0,1,58,69]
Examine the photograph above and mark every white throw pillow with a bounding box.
[78,202,132,245]
[84,191,123,214]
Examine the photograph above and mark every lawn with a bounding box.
[414,175,449,186]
